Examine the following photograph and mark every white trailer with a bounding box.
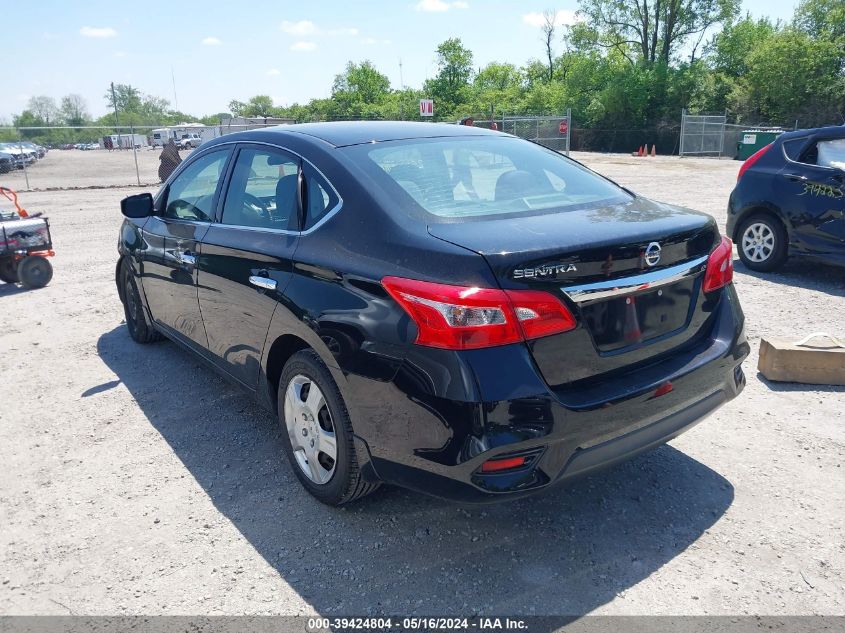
[107,133,148,149]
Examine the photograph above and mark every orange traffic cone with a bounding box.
[650,144,656,157]
[637,145,643,157]
[623,296,642,343]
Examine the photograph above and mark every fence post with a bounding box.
[718,109,727,158]
[130,125,141,186]
[566,108,571,156]
[679,109,685,157]
[18,140,30,191]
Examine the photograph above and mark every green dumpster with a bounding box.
[736,129,784,160]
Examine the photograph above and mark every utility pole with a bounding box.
[399,58,404,89]
[171,67,179,111]
[110,81,121,149]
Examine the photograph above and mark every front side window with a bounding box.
[347,136,629,221]
[221,148,299,230]
[164,150,229,221]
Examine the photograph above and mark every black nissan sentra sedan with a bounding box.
[117,122,748,505]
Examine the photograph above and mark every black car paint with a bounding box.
[118,122,748,502]
[727,125,845,266]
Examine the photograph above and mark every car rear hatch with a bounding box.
[427,197,720,389]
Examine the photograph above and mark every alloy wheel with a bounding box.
[741,222,775,263]
[283,374,337,484]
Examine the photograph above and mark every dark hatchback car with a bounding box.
[728,125,845,271]
[117,122,748,505]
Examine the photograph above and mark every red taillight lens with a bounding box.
[505,289,577,340]
[737,143,771,182]
[703,236,734,293]
[381,276,576,350]
[480,455,527,473]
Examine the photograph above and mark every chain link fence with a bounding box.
[469,112,571,154]
[679,111,728,157]
[0,123,284,191]
[679,110,797,159]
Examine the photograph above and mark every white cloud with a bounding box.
[281,20,316,35]
[415,0,468,11]
[80,26,117,38]
[267,68,281,76]
[522,10,578,28]
[202,36,222,45]
[290,41,317,52]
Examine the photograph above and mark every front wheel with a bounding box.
[278,350,379,505]
[17,255,52,288]
[120,259,162,344]
[0,258,19,283]
[736,214,788,272]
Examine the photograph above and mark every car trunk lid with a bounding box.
[427,197,720,386]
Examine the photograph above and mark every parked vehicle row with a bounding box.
[0,141,47,172]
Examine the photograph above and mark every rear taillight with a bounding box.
[737,143,771,182]
[703,236,734,293]
[381,276,576,350]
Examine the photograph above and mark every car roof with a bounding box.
[778,125,845,142]
[216,120,503,148]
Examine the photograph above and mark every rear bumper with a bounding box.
[368,388,733,503]
[346,287,749,503]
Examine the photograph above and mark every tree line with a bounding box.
[4,0,843,152]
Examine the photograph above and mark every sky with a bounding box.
[3,0,800,122]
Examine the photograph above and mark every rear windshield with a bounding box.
[346,136,629,220]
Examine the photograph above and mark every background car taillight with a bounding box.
[382,276,576,350]
[703,236,734,293]
[737,143,771,182]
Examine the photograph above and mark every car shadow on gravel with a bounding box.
[733,259,845,298]
[97,325,734,619]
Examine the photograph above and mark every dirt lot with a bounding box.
[1,151,843,616]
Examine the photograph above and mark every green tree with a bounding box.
[229,95,275,117]
[794,0,845,41]
[104,84,142,113]
[60,94,89,126]
[332,61,391,104]
[577,0,741,64]
[26,96,59,125]
[733,28,844,124]
[425,38,474,118]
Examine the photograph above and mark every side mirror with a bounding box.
[121,193,154,219]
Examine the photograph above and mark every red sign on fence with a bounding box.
[420,99,434,117]
[559,119,569,135]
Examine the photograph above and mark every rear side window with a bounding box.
[349,137,628,221]
[782,138,807,162]
[302,163,340,230]
[222,147,299,231]
[164,150,229,222]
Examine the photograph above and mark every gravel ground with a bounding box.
[0,151,843,616]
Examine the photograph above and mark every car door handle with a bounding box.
[177,250,196,266]
[249,275,277,291]
[784,174,808,182]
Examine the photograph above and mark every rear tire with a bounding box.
[17,255,52,288]
[736,213,788,272]
[120,259,163,344]
[0,259,19,283]
[278,350,379,505]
